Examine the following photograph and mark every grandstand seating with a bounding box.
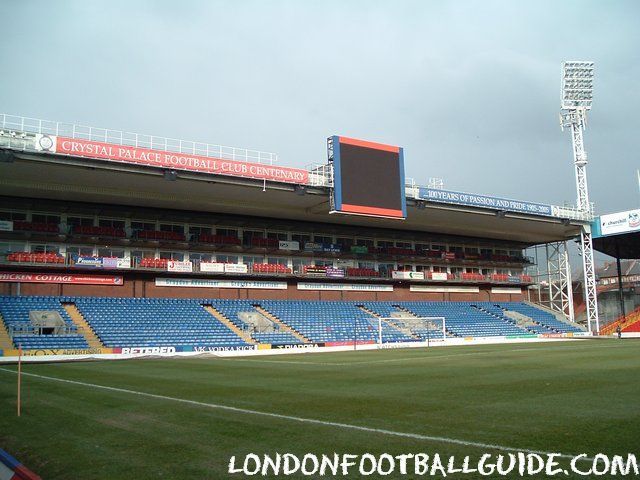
[252,263,292,274]
[346,268,380,277]
[136,230,186,242]
[259,300,414,344]
[498,303,583,334]
[6,252,65,263]
[0,296,584,350]
[73,225,126,237]
[208,300,301,345]
[0,296,87,349]
[12,221,59,233]
[249,238,279,249]
[74,297,249,348]
[139,258,169,268]
[460,273,485,281]
[197,234,241,246]
[398,302,529,337]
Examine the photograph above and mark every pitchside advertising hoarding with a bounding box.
[329,136,407,219]
[32,134,309,185]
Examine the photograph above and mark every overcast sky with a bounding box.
[2,0,639,217]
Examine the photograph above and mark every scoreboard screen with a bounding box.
[329,136,406,219]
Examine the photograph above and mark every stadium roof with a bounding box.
[0,149,586,246]
[592,209,640,259]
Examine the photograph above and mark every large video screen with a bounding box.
[330,136,406,219]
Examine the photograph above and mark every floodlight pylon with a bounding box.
[560,61,599,332]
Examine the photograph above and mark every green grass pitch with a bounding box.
[0,340,638,479]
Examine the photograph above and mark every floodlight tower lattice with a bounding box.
[559,61,599,332]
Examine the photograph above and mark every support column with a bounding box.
[545,241,574,321]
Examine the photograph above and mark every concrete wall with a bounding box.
[2,274,525,302]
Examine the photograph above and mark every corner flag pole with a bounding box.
[17,343,22,417]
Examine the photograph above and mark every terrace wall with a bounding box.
[2,273,525,302]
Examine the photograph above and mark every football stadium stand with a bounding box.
[0,296,585,351]
[0,114,596,359]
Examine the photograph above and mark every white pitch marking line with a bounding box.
[0,367,593,461]
[220,342,625,367]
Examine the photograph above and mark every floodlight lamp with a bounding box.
[561,61,595,110]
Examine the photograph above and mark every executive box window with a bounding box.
[32,214,60,224]
[267,232,288,241]
[160,224,184,234]
[291,233,311,244]
[217,228,238,238]
[67,217,94,228]
[189,226,212,236]
[336,237,354,249]
[0,211,27,221]
[31,244,60,254]
[314,259,334,268]
[189,252,213,263]
[0,242,27,253]
[131,249,155,259]
[159,251,184,261]
[67,245,96,257]
[216,255,239,264]
[313,235,332,244]
[356,239,374,248]
[243,255,264,266]
[131,221,155,232]
[99,218,126,229]
[97,248,125,258]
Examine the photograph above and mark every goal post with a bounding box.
[373,316,446,346]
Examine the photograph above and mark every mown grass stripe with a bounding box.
[0,367,594,461]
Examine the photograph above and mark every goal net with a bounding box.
[373,316,446,346]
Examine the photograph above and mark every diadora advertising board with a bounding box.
[33,134,309,185]
[597,209,640,236]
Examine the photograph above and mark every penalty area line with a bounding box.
[0,367,593,461]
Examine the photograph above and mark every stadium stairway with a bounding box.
[253,305,310,344]
[62,303,105,349]
[358,305,420,340]
[471,304,530,332]
[523,301,585,331]
[498,307,548,333]
[0,313,14,350]
[600,305,640,335]
[202,305,256,344]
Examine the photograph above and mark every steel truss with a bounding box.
[545,242,575,322]
[561,107,599,332]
